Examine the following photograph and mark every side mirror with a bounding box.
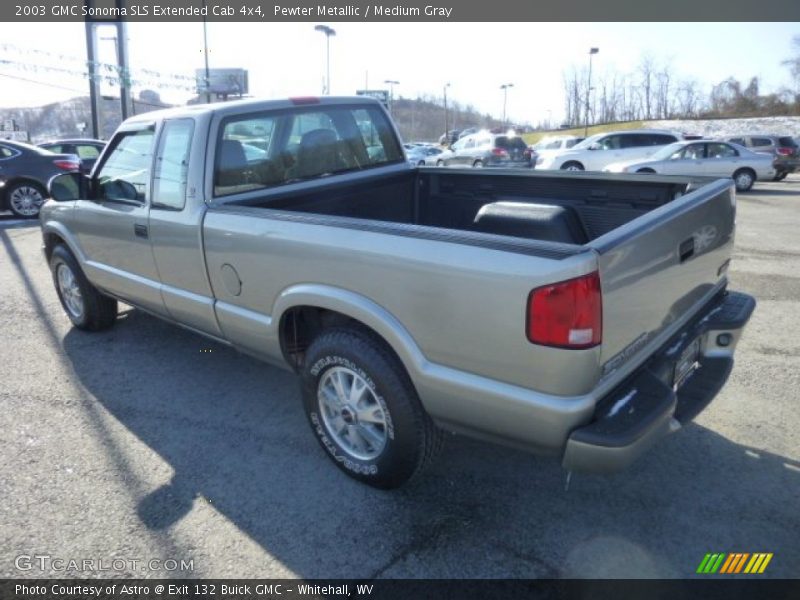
[48,172,90,202]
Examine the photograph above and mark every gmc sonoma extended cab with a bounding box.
[41,97,755,488]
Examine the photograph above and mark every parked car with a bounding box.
[0,140,81,218]
[722,134,799,181]
[406,145,443,166]
[537,130,682,172]
[436,131,533,168]
[38,139,106,174]
[532,135,585,167]
[41,96,754,489]
[604,141,775,191]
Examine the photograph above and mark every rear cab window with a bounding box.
[214,104,404,197]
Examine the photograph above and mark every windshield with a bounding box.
[650,142,687,160]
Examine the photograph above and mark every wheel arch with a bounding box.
[41,221,86,265]
[274,285,425,382]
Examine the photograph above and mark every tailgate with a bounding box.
[592,179,736,377]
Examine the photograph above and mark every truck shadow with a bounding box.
[61,309,800,579]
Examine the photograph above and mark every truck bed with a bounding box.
[220,168,693,246]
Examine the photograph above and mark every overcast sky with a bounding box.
[0,22,797,124]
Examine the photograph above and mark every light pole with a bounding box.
[585,47,599,136]
[384,79,399,116]
[315,25,336,95]
[443,82,451,144]
[500,83,514,129]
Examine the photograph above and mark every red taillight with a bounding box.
[53,160,80,171]
[492,147,509,157]
[776,147,793,156]
[526,271,602,348]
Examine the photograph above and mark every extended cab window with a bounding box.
[152,119,194,210]
[96,129,155,203]
[214,105,403,197]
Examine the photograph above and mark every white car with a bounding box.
[604,140,775,192]
[536,129,681,172]
[532,135,584,167]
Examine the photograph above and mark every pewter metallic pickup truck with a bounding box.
[41,97,755,488]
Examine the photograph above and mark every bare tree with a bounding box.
[781,34,800,98]
[638,55,656,120]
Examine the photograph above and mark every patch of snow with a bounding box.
[647,116,800,139]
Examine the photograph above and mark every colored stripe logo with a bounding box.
[696,553,773,574]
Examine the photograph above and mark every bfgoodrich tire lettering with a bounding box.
[49,245,118,331]
[300,328,443,489]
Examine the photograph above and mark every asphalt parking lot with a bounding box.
[1,177,798,579]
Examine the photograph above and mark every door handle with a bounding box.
[134,224,148,239]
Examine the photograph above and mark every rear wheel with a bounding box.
[561,161,584,171]
[7,182,45,218]
[436,160,445,167]
[300,327,443,489]
[636,168,656,174]
[473,160,484,168]
[733,168,755,192]
[50,245,118,330]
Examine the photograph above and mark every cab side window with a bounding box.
[95,129,155,203]
[152,119,194,210]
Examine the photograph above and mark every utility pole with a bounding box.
[500,83,514,130]
[384,80,399,116]
[83,4,100,139]
[585,47,599,136]
[202,0,211,103]
[315,25,336,94]
[443,82,450,144]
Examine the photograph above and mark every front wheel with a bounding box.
[7,182,45,218]
[561,161,584,171]
[300,328,443,489]
[473,160,484,168]
[436,160,445,167]
[50,245,118,330]
[733,168,755,192]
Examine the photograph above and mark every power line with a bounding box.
[0,72,172,110]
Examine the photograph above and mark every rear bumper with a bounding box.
[773,158,800,173]
[562,290,756,473]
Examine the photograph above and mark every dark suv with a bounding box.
[724,135,799,181]
[438,131,533,168]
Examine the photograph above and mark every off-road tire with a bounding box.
[300,327,444,489]
[50,244,118,331]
